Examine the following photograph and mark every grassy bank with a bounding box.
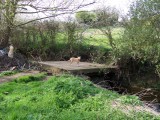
[0,71,18,78]
[0,74,159,120]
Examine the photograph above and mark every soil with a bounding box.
[112,101,160,116]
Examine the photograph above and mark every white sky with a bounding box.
[16,0,134,21]
[80,0,133,14]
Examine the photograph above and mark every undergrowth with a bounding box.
[0,74,159,120]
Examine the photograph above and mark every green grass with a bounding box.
[56,27,124,49]
[83,28,110,48]
[118,95,142,106]
[81,27,124,50]
[0,74,159,120]
[0,71,18,77]
[13,73,46,83]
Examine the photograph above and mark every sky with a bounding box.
[79,0,134,14]
[17,0,134,21]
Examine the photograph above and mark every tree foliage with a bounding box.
[76,11,96,25]
[95,7,119,27]
[115,0,160,73]
[93,7,119,49]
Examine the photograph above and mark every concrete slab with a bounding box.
[39,61,117,74]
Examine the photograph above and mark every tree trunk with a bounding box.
[0,0,18,49]
[107,28,115,49]
[100,27,115,49]
[0,26,11,48]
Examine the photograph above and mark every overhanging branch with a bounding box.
[16,1,96,27]
[16,12,73,27]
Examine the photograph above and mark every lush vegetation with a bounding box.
[11,21,115,63]
[0,74,159,120]
[0,0,160,118]
[114,0,160,72]
[2,0,159,90]
[76,11,96,25]
[1,0,159,72]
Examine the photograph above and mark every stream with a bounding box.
[86,72,160,112]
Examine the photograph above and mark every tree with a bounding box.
[64,20,78,54]
[115,0,160,73]
[0,0,95,48]
[94,7,119,49]
[0,0,19,48]
[126,0,160,62]
[76,11,96,25]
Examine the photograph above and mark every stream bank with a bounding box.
[85,71,160,112]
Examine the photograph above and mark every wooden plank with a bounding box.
[39,61,117,74]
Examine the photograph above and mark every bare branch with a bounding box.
[16,12,72,27]
[0,0,96,47]
[17,1,96,14]
[15,1,96,26]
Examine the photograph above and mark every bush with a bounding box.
[111,0,160,75]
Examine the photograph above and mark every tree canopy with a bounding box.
[76,11,96,25]
[115,0,160,72]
